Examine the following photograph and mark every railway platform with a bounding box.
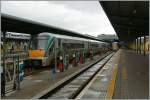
[2,49,149,99]
[78,49,149,99]
[2,53,110,99]
[113,49,149,99]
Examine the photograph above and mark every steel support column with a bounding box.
[1,31,6,97]
[140,37,141,54]
[134,39,136,52]
[138,38,140,54]
[137,38,139,54]
[135,39,137,53]
[30,34,38,49]
[144,36,146,56]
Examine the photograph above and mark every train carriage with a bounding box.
[26,32,110,68]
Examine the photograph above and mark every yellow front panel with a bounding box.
[29,49,45,58]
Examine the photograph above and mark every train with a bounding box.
[24,32,110,68]
[112,42,119,51]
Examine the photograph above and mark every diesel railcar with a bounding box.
[25,32,109,67]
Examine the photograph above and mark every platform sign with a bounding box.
[2,32,31,40]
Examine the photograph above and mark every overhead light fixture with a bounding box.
[133,9,136,14]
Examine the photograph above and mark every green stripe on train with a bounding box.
[45,36,55,52]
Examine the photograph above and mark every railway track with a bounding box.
[39,52,115,99]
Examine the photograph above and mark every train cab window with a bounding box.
[37,36,48,49]
[30,36,49,50]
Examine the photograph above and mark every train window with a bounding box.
[91,44,98,48]
[62,43,84,49]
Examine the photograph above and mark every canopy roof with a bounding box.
[1,13,101,41]
[100,1,149,42]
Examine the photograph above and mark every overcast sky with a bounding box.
[1,1,116,37]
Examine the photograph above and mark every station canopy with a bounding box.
[1,13,101,41]
[100,1,149,42]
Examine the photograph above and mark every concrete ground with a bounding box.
[2,53,110,99]
[113,49,149,99]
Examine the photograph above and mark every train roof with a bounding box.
[38,32,89,42]
[38,32,108,44]
[1,31,108,44]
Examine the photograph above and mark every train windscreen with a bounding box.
[37,36,48,49]
[30,36,48,50]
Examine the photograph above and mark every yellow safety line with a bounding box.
[122,67,128,80]
[106,67,118,99]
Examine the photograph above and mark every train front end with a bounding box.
[28,49,48,67]
[24,33,54,68]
